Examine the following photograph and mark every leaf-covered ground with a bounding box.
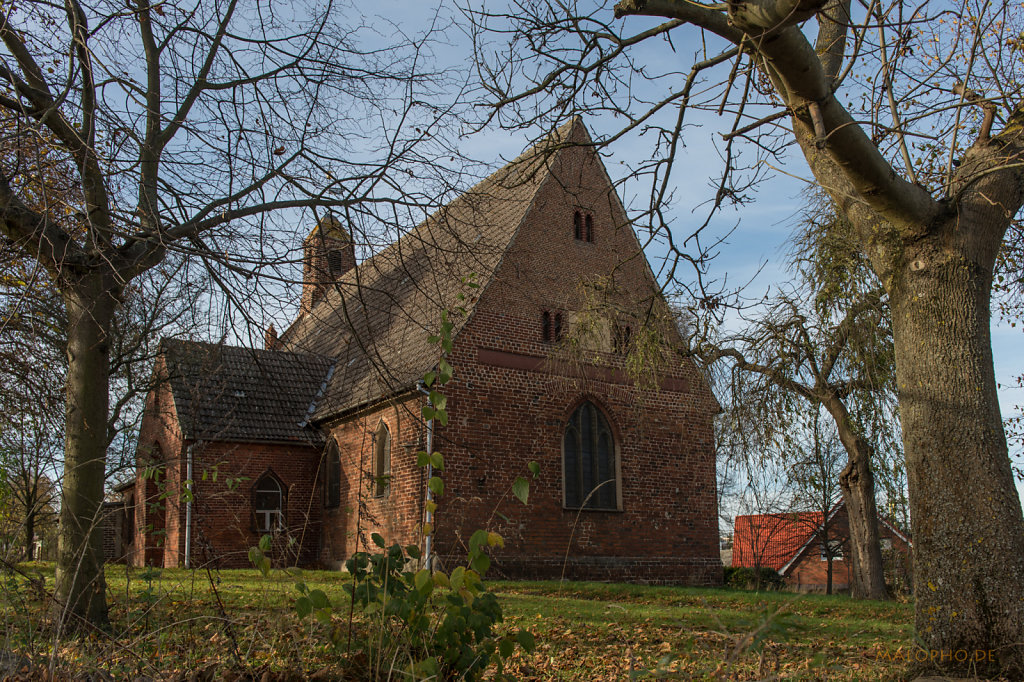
[0,563,916,680]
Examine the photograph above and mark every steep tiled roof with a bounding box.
[732,512,825,572]
[161,339,333,444]
[280,119,584,421]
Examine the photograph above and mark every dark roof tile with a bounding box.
[161,339,333,444]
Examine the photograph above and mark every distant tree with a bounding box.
[685,205,895,600]
[786,411,845,595]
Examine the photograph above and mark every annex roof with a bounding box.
[734,503,913,576]
[280,118,586,421]
[160,338,333,444]
[732,512,825,572]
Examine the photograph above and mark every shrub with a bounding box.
[724,566,785,591]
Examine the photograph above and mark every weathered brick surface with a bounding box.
[129,131,722,585]
[130,359,323,569]
[317,138,722,585]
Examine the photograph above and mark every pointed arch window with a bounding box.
[374,421,392,497]
[325,440,341,508]
[253,473,285,532]
[563,401,618,510]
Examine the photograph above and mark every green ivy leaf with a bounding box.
[512,476,529,505]
[429,451,444,471]
[416,450,430,467]
[516,629,536,652]
[309,589,330,610]
[471,553,491,575]
[371,533,386,548]
[438,358,453,384]
[436,408,449,426]
[499,638,514,659]
[469,529,488,554]
[259,534,272,552]
[423,371,436,387]
[421,405,436,421]
[429,390,447,411]
[428,477,444,496]
[406,544,422,560]
[528,461,540,477]
[295,596,312,619]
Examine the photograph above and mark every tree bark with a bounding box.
[823,397,889,600]
[890,232,1024,674]
[838,452,887,599]
[52,277,117,629]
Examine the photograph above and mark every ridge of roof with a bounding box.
[279,118,589,421]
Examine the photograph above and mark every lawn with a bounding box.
[0,563,915,680]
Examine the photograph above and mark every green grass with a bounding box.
[0,563,915,680]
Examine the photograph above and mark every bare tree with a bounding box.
[470,0,1024,671]
[787,410,845,594]
[686,204,894,599]
[0,0,462,628]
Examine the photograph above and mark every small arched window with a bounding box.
[563,401,617,510]
[585,214,594,242]
[573,211,582,240]
[253,473,285,532]
[325,440,341,508]
[374,421,392,497]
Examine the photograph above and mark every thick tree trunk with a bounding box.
[824,397,889,600]
[890,237,1024,675]
[52,279,116,629]
[838,454,887,600]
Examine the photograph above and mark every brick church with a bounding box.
[122,119,723,584]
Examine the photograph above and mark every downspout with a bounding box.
[416,381,435,570]
[184,443,194,569]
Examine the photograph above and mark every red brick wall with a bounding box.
[439,136,719,584]
[317,138,722,584]
[320,394,427,568]
[130,358,323,569]
[784,510,913,592]
[184,441,322,569]
[130,363,181,568]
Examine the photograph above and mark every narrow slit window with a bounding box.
[573,211,582,240]
[374,421,391,497]
[325,441,341,508]
[585,214,594,242]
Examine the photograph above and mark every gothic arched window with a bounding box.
[253,473,285,532]
[563,401,618,510]
[374,421,392,497]
[325,440,341,508]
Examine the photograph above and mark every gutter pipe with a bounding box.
[184,443,194,569]
[416,381,435,570]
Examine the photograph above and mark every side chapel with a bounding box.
[123,119,723,584]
